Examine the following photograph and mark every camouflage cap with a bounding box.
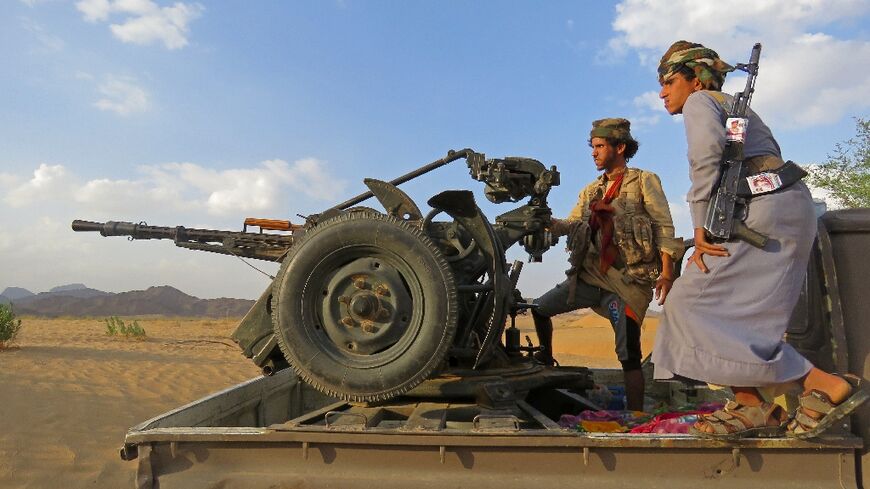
[658,40,734,90]
[590,118,635,142]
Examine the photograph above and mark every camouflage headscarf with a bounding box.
[589,118,635,143]
[657,41,734,91]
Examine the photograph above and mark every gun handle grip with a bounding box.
[732,220,769,249]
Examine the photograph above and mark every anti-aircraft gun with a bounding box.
[74,149,593,404]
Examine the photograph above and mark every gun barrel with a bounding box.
[748,43,762,68]
[72,220,178,239]
[72,219,296,261]
[71,220,105,233]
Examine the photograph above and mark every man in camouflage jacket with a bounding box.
[532,118,681,411]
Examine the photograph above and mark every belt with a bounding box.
[736,156,807,198]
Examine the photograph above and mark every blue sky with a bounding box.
[2,0,868,299]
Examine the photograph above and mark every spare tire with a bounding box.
[272,210,458,402]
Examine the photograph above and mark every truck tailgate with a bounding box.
[124,370,863,489]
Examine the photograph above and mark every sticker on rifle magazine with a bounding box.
[726,117,748,143]
[746,172,783,195]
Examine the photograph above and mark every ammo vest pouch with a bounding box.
[614,214,660,283]
[737,159,808,198]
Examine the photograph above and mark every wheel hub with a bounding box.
[349,294,378,318]
[322,257,414,355]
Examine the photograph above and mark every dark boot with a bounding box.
[624,369,645,411]
[531,310,555,366]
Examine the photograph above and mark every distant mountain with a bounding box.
[2,285,113,307]
[49,283,89,292]
[1,287,34,302]
[6,285,254,318]
[39,286,111,300]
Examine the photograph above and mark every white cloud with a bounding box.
[633,91,663,113]
[610,0,870,128]
[158,158,347,216]
[93,75,150,116]
[283,157,346,198]
[3,159,347,218]
[76,0,112,21]
[626,90,666,129]
[75,178,162,213]
[0,172,20,189]
[75,0,204,50]
[4,164,75,207]
[0,158,346,297]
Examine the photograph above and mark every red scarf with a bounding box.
[588,171,625,274]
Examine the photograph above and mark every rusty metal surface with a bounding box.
[406,364,591,399]
[136,440,858,489]
[127,425,862,449]
[363,178,424,220]
[124,369,864,489]
[820,209,870,489]
[816,217,851,376]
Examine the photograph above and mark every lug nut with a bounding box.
[353,278,367,289]
[341,317,356,327]
[338,296,350,304]
[361,321,378,334]
[375,284,390,296]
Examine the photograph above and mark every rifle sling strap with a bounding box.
[737,160,807,198]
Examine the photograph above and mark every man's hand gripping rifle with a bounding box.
[703,43,768,248]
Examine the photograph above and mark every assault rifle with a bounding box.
[703,43,768,248]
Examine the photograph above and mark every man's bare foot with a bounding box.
[801,369,852,414]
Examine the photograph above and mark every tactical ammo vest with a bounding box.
[578,168,662,284]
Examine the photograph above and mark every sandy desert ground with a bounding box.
[0,312,657,489]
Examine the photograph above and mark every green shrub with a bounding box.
[103,316,146,340]
[104,316,118,336]
[0,303,22,349]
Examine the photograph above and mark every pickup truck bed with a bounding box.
[124,368,862,489]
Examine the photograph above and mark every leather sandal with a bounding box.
[786,373,869,439]
[689,400,787,440]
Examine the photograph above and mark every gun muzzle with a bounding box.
[71,220,145,237]
[71,219,105,233]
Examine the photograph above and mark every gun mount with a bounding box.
[74,149,592,403]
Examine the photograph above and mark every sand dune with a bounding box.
[0,312,657,488]
[0,317,262,489]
